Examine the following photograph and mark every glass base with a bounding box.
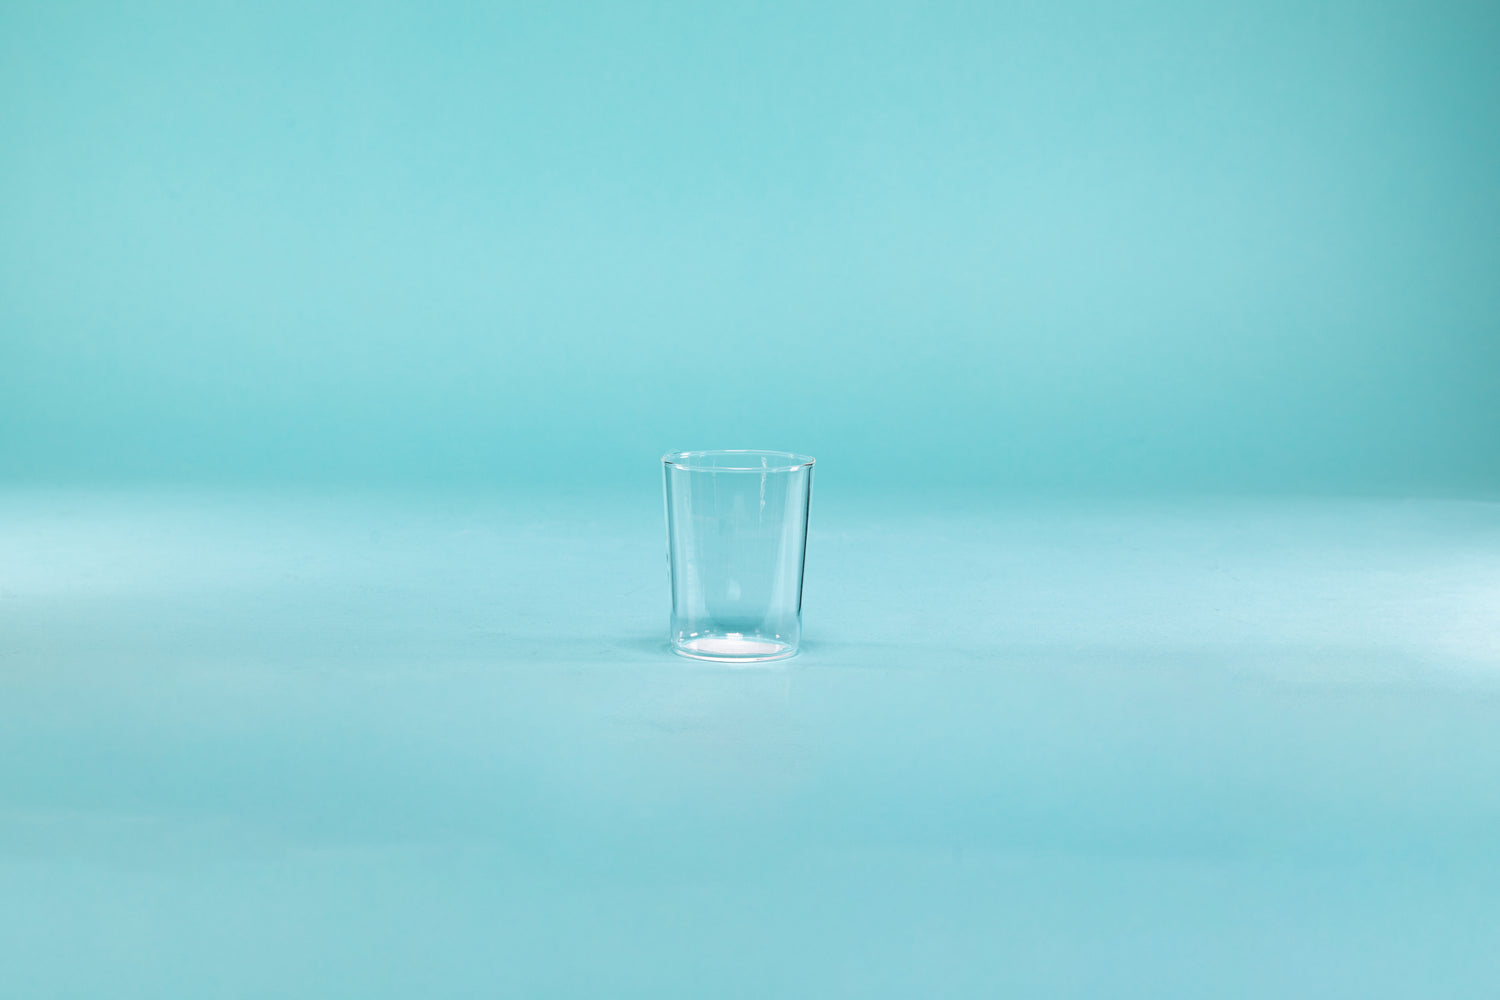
[672,634,798,663]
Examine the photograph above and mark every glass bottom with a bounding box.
[672,634,798,663]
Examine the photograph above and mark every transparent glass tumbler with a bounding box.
[662,450,815,662]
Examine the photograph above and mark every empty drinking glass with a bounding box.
[662,450,815,662]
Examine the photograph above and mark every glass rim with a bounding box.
[662,449,816,473]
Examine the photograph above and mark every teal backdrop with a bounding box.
[4,5,1500,999]
[2,0,1497,492]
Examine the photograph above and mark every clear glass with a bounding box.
[662,449,815,662]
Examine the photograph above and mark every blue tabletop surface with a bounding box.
[2,488,1497,997]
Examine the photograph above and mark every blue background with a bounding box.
[3,3,1500,998]
[3,0,1498,491]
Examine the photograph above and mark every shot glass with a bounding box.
[662,449,815,662]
